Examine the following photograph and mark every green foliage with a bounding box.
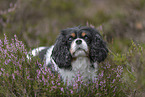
[110,40,145,96]
[1,32,145,96]
[126,41,145,92]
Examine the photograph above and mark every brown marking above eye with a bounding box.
[71,33,76,38]
[82,32,86,37]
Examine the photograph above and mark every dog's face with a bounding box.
[67,30,91,58]
[52,26,108,69]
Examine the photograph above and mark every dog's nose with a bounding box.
[76,39,82,45]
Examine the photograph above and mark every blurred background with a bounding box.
[0,0,145,53]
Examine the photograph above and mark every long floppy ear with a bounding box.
[90,28,108,63]
[51,30,72,69]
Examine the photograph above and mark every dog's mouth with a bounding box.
[75,48,86,52]
[72,48,88,57]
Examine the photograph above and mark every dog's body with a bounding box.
[27,26,108,85]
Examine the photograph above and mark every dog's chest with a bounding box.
[59,57,97,85]
[72,57,91,71]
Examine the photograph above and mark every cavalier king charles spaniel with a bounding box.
[27,26,108,85]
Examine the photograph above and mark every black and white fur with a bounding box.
[27,26,108,85]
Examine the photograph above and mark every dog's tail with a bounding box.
[26,47,47,60]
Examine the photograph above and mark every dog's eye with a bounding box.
[68,37,73,42]
[84,36,89,41]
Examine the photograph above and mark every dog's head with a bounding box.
[51,26,108,69]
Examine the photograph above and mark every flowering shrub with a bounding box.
[0,34,132,96]
[0,34,64,96]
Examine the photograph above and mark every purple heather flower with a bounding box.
[100,81,103,84]
[44,67,48,72]
[4,34,8,45]
[42,75,45,82]
[51,86,57,91]
[112,79,116,83]
[37,75,39,79]
[107,74,111,79]
[100,71,104,77]
[70,89,73,94]
[61,87,64,93]
[1,68,4,72]
[107,63,111,68]
[6,73,9,77]
[116,73,120,77]
[57,83,60,86]
[51,81,55,85]
[4,60,8,65]
[0,39,3,46]
[12,73,15,80]
[113,86,117,92]
[103,80,106,84]
[14,70,19,75]
[27,75,30,79]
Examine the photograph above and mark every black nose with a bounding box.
[76,39,82,45]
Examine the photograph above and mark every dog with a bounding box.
[27,26,108,85]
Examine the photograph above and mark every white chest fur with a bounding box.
[58,57,98,85]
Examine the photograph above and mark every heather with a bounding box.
[0,34,124,96]
[0,34,145,96]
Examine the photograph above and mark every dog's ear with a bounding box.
[89,28,108,63]
[51,30,72,69]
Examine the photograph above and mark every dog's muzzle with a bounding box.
[70,38,89,57]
